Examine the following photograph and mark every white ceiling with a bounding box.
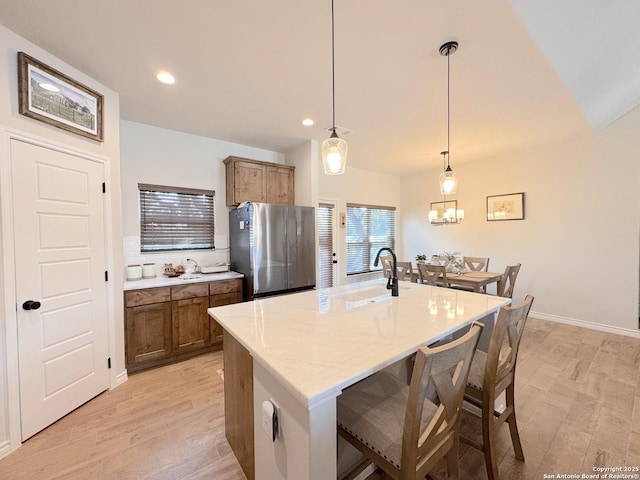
[0,0,637,175]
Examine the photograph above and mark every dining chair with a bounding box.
[417,263,449,287]
[462,295,534,480]
[431,254,450,267]
[337,324,483,480]
[395,261,414,282]
[496,263,521,298]
[380,254,394,278]
[463,256,489,272]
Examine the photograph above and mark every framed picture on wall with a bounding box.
[17,52,104,141]
[486,192,525,221]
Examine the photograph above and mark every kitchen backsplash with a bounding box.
[123,235,230,278]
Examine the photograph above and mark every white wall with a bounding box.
[400,106,640,334]
[284,140,319,208]
[0,24,123,454]
[319,163,402,285]
[119,121,285,270]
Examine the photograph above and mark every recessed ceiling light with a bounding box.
[302,118,314,126]
[156,70,175,84]
[39,83,59,92]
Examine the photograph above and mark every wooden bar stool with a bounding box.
[337,324,483,480]
[462,295,534,480]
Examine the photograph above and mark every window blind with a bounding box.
[139,184,215,252]
[318,203,335,288]
[346,203,396,276]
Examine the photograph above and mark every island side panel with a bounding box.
[223,330,255,480]
[253,362,338,480]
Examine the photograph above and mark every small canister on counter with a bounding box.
[142,263,156,279]
[126,264,142,281]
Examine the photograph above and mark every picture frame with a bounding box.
[18,52,104,142]
[429,200,459,224]
[486,192,525,221]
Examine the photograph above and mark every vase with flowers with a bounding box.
[442,250,464,273]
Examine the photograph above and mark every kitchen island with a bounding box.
[208,278,510,480]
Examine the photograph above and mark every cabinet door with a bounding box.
[126,302,172,367]
[233,161,267,205]
[209,291,243,344]
[266,166,294,204]
[172,297,211,354]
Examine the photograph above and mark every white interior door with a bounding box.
[11,138,109,441]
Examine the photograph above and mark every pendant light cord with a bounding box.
[331,0,336,132]
[446,44,451,169]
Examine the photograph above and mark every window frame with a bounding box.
[138,183,215,253]
[345,203,396,276]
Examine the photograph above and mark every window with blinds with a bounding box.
[346,203,396,276]
[318,202,335,288]
[139,184,215,252]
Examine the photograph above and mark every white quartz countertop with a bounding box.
[208,278,510,408]
[123,271,243,291]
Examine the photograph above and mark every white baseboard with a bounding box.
[531,310,640,339]
[112,370,128,389]
[0,440,12,460]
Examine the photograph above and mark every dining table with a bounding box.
[412,265,504,294]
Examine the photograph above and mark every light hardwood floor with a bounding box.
[0,317,639,480]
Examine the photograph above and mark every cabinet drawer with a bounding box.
[210,291,243,307]
[209,278,242,295]
[125,287,171,307]
[171,283,209,300]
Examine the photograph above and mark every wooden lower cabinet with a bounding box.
[126,302,172,367]
[172,296,210,353]
[124,278,243,373]
[210,278,243,344]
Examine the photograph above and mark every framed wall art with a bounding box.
[486,192,525,221]
[18,52,104,141]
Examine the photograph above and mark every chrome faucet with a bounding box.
[185,258,200,273]
[374,247,398,297]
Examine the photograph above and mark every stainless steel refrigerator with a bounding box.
[229,203,316,300]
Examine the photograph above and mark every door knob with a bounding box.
[22,300,41,311]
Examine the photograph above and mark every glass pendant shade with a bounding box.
[322,131,347,175]
[439,165,457,195]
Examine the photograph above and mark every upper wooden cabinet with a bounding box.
[224,156,295,207]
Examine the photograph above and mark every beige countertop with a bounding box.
[123,270,243,291]
[209,278,509,408]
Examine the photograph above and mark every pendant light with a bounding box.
[322,0,347,175]
[439,41,458,195]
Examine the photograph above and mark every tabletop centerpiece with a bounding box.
[415,254,428,264]
[442,250,465,273]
